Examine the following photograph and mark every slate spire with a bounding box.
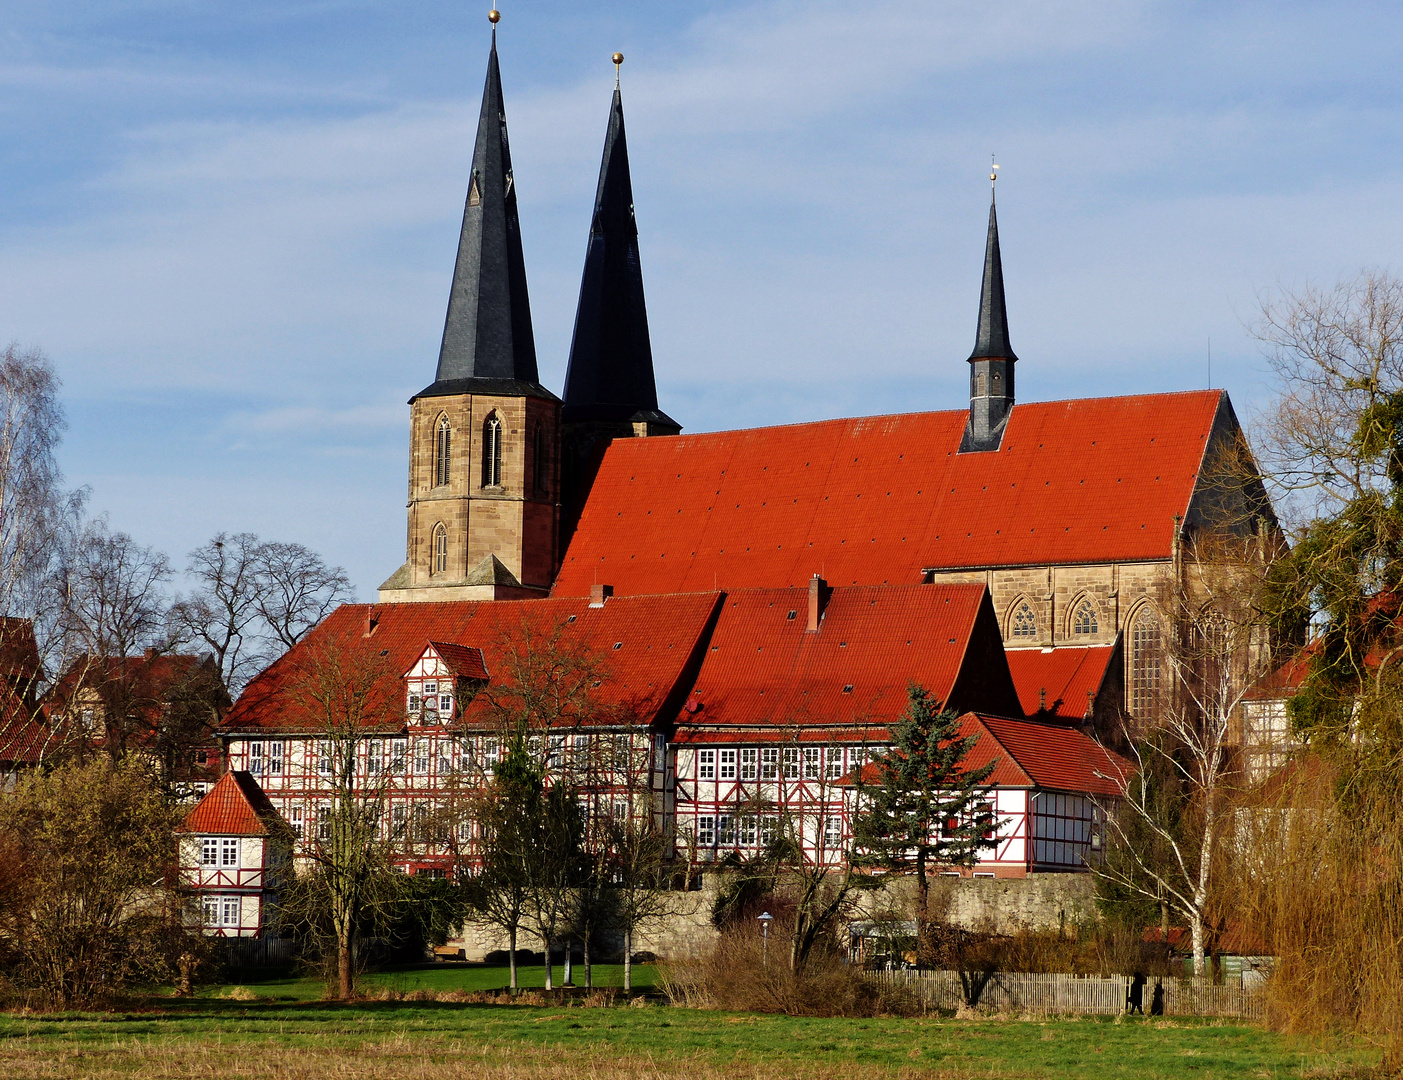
[960,175,1017,453]
[561,72,677,430]
[968,188,1017,364]
[422,27,546,399]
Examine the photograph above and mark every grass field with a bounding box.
[0,978,1378,1080]
[201,962,660,1001]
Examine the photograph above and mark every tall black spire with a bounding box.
[960,175,1017,453]
[561,71,677,431]
[420,27,546,400]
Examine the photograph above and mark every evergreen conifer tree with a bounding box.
[851,685,998,954]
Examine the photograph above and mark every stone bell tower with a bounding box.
[379,15,559,603]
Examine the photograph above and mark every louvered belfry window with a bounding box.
[482,414,503,488]
[434,416,452,487]
[432,523,448,576]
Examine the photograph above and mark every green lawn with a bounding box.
[0,995,1376,1080]
[205,961,658,1001]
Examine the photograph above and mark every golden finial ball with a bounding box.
[488,8,500,24]
[613,52,624,65]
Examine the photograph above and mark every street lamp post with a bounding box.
[757,911,774,968]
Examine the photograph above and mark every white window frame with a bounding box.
[719,750,737,780]
[803,747,820,780]
[698,750,715,781]
[697,815,715,846]
[761,747,779,780]
[200,838,218,866]
[740,748,757,781]
[219,838,239,868]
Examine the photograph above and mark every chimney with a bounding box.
[807,575,828,633]
[143,647,157,662]
[363,606,380,637]
[589,583,614,608]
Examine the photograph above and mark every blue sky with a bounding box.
[3,1,1401,598]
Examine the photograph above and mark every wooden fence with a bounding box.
[867,969,1265,1020]
[225,936,296,968]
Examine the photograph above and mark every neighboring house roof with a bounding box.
[1243,650,1312,701]
[421,642,490,681]
[676,584,1022,732]
[1005,645,1116,721]
[839,712,1132,798]
[180,770,286,836]
[48,653,218,710]
[555,390,1228,597]
[0,687,56,766]
[223,592,725,734]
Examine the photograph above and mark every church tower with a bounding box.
[959,173,1017,454]
[560,56,680,537]
[380,17,559,603]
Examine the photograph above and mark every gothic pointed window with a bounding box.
[432,523,448,576]
[1131,607,1162,718]
[482,413,502,488]
[1010,601,1037,639]
[1072,599,1098,636]
[434,416,451,488]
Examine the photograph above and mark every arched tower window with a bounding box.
[431,523,448,576]
[1130,606,1162,717]
[1072,599,1099,636]
[482,413,502,488]
[434,415,452,488]
[532,424,547,496]
[1009,601,1037,639]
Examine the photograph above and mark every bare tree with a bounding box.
[279,632,403,1000]
[1096,531,1272,975]
[253,540,354,651]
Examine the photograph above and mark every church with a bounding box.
[201,20,1275,920]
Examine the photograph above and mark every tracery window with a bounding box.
[432,523,448,576]
[1011,601,1037,639]
[482,413,503,488]
[434,415,452,487]
[1072,599,1099,636]
[1130,607,1162,717]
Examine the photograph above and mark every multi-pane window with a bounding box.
[696,816,715,846]
[408,691,422,715]
[288,806,304,840]
[1011,602,1037,639]
[248,742,262,774]
[717,815,736,845]
[824,748,843,780]
[783,748,800,780]
[220,838,239,867]
[761,747,779,780]
[317,805,332,841]
[203,895,241,928]
[823,816,843,850]
[201,838,218,866]
[482,414,503,488]
[434,416,452,487]
[699,750,716,780]
[389,740,408,774]
[719,750,737,780]
[740,816,758,847]
[740,748,757,781]
[548,736,565,771]
[366,739,382,775]
[1072,600,1099,635]
[317,742,333,775]
[1131,608,1162,717]
[413,739,430,775]
[759,815,779,846]
[390,804,407,839]
[803,748,820,780]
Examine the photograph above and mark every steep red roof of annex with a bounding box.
[555,391,1224,597]
[1005,645,1116,721]
[675,584,1023,732]
[224,592,723,734]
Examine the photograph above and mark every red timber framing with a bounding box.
[220,593,723,873]
[217,584,1132,879]
[178,771,289,937]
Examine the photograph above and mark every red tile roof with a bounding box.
[224,593,724,733]
[674,584,1023,732]
[180,771,285,836]
[555,391,1225,597]
[1005,645,1116,720]
[0,618,41,682]
[0,690,57,766]
[839,712,1132,798]
[424,642,490,681]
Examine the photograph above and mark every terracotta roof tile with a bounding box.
[676,584,1023,731]
[224,593,723,734]
[424,642,490,681]
[1005,645,1116,720]
[556,392,1224,597]
[180,771,285,835]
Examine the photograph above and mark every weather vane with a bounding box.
[990,155,999,187]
